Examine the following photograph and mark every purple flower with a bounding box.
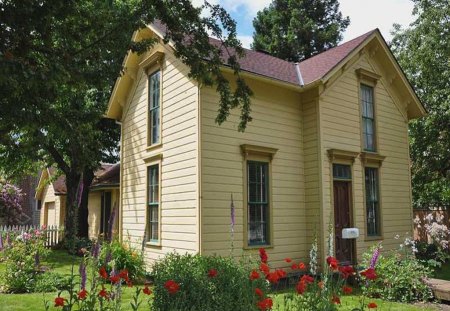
[370,244,381,269]
[91,241,100,259]
[107,204,117,242]
[105,250,112,265]
[0,233,3,251]
[79,261,86,289]
[6,233,10,246]
[230,194,235,228]
[34,251,40,267]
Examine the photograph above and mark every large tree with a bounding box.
[390,0,450,209]
[0,0,252,244]
[252,0,350,62]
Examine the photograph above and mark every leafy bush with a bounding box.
[99,239,145,281]
[150,252,269,311]
[1,229,49,293]
[34,272,71,292]
[65,237,94,255]
[361,242,433,303]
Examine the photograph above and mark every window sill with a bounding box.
[243,244,274,250]
[146,143,163,152]
[364,235,383,242]
[145,241,162,248]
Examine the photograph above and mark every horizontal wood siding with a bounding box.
[121,44,199,264]
[200,77,307,267]
[320,53,412,258]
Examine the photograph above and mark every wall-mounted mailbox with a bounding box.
[342,228,359,239]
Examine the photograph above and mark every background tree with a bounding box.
[0,181,25,226]
[390,0,450,209]
[252,0,350,62]
[0,0,252,244]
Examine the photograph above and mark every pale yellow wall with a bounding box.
[320,52,412,258]
[120,43,199,264]
[200,77,307,268]
[88,190,120,239]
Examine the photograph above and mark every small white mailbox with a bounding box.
[342,228,359,239]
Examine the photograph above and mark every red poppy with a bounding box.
[99,266,108,279]
[143,286,152,295]
[284,258,292,263]
[119,269,129,282]
[208,269,218,278]
[77,289,88,300]
[250,270,260,280]
[275,269,287,278]
[296,280,307,294]
[300,274,314,284]
[259,263,270,275]
[298,262,306,270]
[339,266,355,279]
[255,287,264,297]
[291,263,299,270]
[164,280,180,294]
[259,248,268,263]
[54,297,65,307]
[361,268,377,280]
[331,295,341,304]
[368,302,377,309]
[266,271,280,284]
[343,285,353,294]
[98,287,109,299]
[127,280,133,287]
[110,275,120,284]
[326,256,339,270]
[256,298,273,310]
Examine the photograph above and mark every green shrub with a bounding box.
[99,239,145,281]
[34,272,71,292]
[150,252,269,311]
[361,244,433,303]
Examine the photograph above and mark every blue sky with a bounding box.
[192,0,416,48]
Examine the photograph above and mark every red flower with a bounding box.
[298,262,306,270]
[275,269,287,278]
[331,295,341,304]
[99,266,108,279]
[343,285,353,294]
[250,270,260,280]
[266,271,280,284]
[255,287,264,297]
[326,256,339,270]
[77,289,88,300]
[119,269,129,282]
[208,269,218,278]
[259,248,268,263]
[110,275,120,284]
[284,258,292,263]
[361,268,377,280]
[164,280,180,294]
[259,263,270,275]
[300,274,314,284]
[256,298,273,310]
[339,266,355,279]
[127,280,133,287]
[296,280,307,294]
[368,302,377,309]
[143,286,152,295]
[98,287,109,299]
[291,263,298,270]
[54,297,65,307]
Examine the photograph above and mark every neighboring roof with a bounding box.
[36,164,119,198]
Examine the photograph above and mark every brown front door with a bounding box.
[333,180,354,265]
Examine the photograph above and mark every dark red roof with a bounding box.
[151,21,376,86]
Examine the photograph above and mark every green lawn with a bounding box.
[0,250,438,310]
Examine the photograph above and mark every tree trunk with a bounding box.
[64,172,81,243]
[77,169,95,239]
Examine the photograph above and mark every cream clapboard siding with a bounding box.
[200,77,307,267]
[40,184,57,226]
[121,43,199,263]
[320,52,412,257]
[88,190,120,239]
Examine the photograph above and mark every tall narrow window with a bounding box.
[361,84,375,151]
[148,164,159,242]
[365,167,380,236]
[149,70,161,145]
[247,161,269,246]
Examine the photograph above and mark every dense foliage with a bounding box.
[252,0,350,62]
[0,181,25,225]
[0,0,252,242]
[390,0,450,209]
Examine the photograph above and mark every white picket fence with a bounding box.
[0,225,63,247]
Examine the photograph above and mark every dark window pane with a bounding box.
[149,71,161,145]
[247,161,269,245]
[148,164,160,242]
[365,167,380,236]
[361,84,375,151]
[333,164,351,180]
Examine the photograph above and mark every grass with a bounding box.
[0,250,439,310]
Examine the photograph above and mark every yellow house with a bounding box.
[36,164,120,239]
[106,23,426,268]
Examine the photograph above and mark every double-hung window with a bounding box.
[365,167,380,236]
[247,161,269,246]
[361,84,376,151]
[148,70,161,146]
[147,164,160,242]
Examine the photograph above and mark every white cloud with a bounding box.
[237,35,253,49]
[339,0,415,42]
